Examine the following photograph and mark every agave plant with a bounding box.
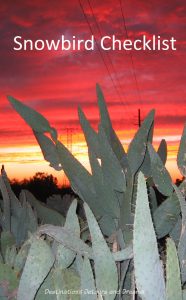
[0,85,186,299]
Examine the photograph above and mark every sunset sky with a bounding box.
[0,0,186,185]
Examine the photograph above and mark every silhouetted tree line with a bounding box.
[10,172,75,203]
[1,170,184,205]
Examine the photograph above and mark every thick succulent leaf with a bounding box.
[153,180,186,238]
[96,83,112,140]
[96,83,128,165]
[88,149,120,218]
[26,200,38,232]
[127,110,155,174]
[57,269,80,300]
[36,267,81,300]
[88,149,109,214]
[1,170,22,218]
[23,190,65,226]
[119,175,134,244]
[5,245,17,268]
[173,183,186,221]
[78,106,100,157]
[37,268,81,300]
[12,209,28,246]
[34,131,62,170]
[84,203,118,299]
[0,263,19,299]
[118,261,131,299]
[98,125,126,192]
[35,269,57,300]
[157,139,167,165]
[98,215,117,237]
[0,175,11,231]
[55,268,80,300]
[38,224,93,258]
[140,150,151,178]
[56,141,103,216]
[153,193,180,238]
[116,228,125,249]
[0,170,24,243]
[174,183,186,283]
[11,196,37,246]
[14,241,30,273]
[166,238,182,300]
[148,143,173,196]
[64,199,80,235]
[17,237,54,300]
[81,257,97,300]
[133,172,165,300]
[183,290,186,300]
[140,121,154,177]
[177,125,186,176]
[38,224,126,264]
[75,254,84,275]
[55,200,80,269]
[122,264,136,300]
[113,244,133,261]
[149,187,158,213]
[7,96,52,133]
[11,213,28,246]
[0,231,15,261]
[169,216,181,247]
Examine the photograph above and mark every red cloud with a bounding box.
[0,0,185,182]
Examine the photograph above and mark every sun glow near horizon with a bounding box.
[0,128,182,186]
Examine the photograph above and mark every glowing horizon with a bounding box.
[0,122,183,186]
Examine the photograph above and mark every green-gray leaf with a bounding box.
[23,190,65,226]
[34,131,62,170]
[38,224,93,258]
[148,143,173,196]
[56,141,102,216]
[166,238,182,300]
[127,110,154,174]
[78,106,100,158]
[0,231,15,261]
[0,263,19,300]
[177,124,186,176]
[96,83,128,165]
[153,180,186,239]
[84,203,118,300]
[55,199,80,269]
[17,237,54,300]
[157,139,167,165]
[8,96,52,133]
[81,257,97,300]
[98,125,126,192]
[133,172,165,300]
[153,192,180,238]
[88,149,120,218]
[113,244,133,261]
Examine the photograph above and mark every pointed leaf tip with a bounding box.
[84,203,118,299]
[166,238,182,300]
[134,171,166,300]
[7,95,52,133]
[177,124,186,176]
[96,84,104,101]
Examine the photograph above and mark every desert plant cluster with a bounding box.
[0,85,186,299]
